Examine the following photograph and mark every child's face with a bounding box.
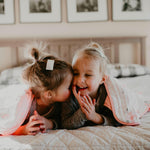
[72,56,102,99]
[52,73,73,102]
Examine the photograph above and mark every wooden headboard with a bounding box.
[0,36,146,71]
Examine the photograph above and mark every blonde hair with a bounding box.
[72,42,108,76]
[22,42,73,98]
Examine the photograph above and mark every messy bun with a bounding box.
[24,41,48,62]
[86,42,106,59]
[31,48,39,61]
[88,42,101,49]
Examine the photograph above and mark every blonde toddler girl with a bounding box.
[61,42,149,129]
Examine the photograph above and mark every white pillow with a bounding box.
[0,66,25,85]
[107,64,150,78]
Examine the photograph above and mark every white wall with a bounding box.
[0,0,150,68]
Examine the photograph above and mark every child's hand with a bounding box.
[72,86,104,125]
[81,95,104,124]
[73,86,100,122]
[24,111,53,135]
[80,94,96,121]
[72,85,95,112]
[33,111,54,133]
[24,113,44,135]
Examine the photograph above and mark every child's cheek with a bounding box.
[73,78,77,84]
[63,90,71,99]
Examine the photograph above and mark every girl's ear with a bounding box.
[44,90,53,99]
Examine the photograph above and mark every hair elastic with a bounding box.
[87,42,106,58]
[46,59,54,70]
[95,47,106,58]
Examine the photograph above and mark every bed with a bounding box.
[0,37,150,150]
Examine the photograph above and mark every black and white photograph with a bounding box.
[67,0,108,22]
[122,0,141,12]
[0,0,14,24]
[113,0,150,21]
[19,0,61,23]
[0,0,4,14]
[76,0,98,12]
[30,0,51,13]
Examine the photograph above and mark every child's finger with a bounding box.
[27,124,40,135]
[83,96,92,109]
[29,126,40,132]
[72,85,81,98]
[34,110,41,120]
[28,130,38,136]
[41,128,46,133]
[81,105,89,118]
[81,105,88,114]
[73,86,83,105]
[72,86,77,96]
[29,112,40,122]
[29,119,44,128]
[34,110,39,116]
[81,99,90,113]
[29,132,37,136]
[92,99,96,105]
[85,95,93,105]
[29,115,37,122]
[40,124,46,133]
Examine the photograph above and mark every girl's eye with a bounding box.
[85,74,92,77]
[73,73,79,76]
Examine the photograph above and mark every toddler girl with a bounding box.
[61,42,149,129]
[13,43,73,135]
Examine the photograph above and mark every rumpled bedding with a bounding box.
[0,75,150,150]
[104,75,150,125]
[0,84,31,135]
[0,112,150,150]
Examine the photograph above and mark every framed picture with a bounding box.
[0,0,15,24]
[19,0,61,23]
[112,0,150,21]
[67,0,108,22]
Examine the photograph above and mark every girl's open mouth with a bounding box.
[76,86,88,92]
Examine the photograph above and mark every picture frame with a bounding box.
[0,0,15,24]
[67,0,108,22]
[112,0,150,21]
[19,0,61,23]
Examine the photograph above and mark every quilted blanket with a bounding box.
[0,84,32,135]
[103,75,150,125]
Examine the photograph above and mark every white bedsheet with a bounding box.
[0,75,150,150]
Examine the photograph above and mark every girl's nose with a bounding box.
[78,76,85,83]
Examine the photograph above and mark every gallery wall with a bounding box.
[0,0,150,68]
